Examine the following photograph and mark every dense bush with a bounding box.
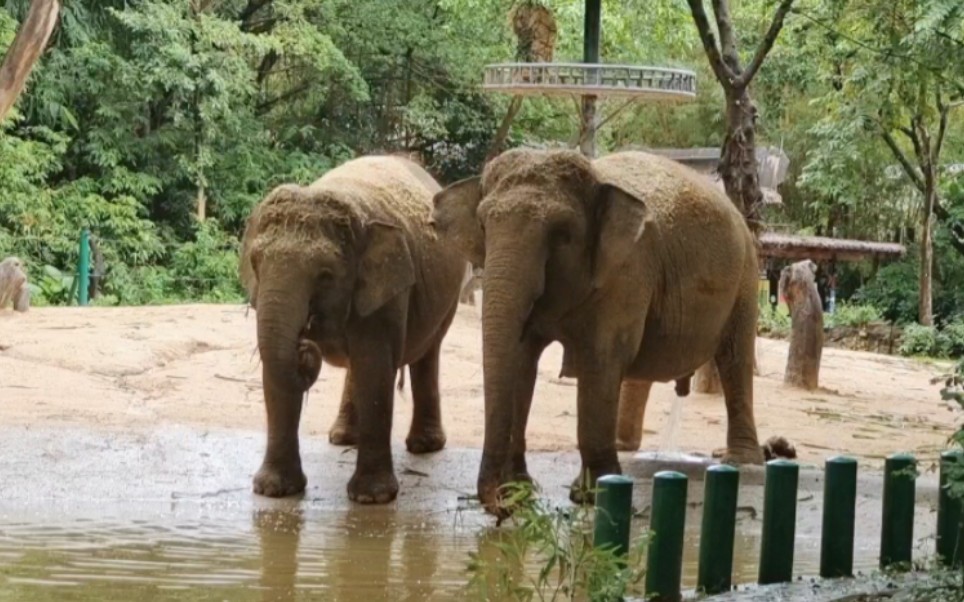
[899,324,941,357]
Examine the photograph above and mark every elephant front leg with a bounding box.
[254,371,308,498]
[615,379,653,451]
[571,361,624,504]
[346,336,400,504]
[507,340,545,483]
[329,367,358,446]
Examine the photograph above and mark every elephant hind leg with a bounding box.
[615,379,653,451]
[715,294,765,465]
[405,337,447,454]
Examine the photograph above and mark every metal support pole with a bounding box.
[820,456,858,578]
[645,471,687,602]
[78,228,90,306]
[758,459,799,585]
[697,464,739,594]
[937,450,963,566]
[579,0,601,158]
[880,453,916,570]
[593,474,633,558]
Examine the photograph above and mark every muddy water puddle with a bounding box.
[0,427,936,600]
[0,506,888,600]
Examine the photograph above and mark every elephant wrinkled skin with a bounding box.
[432,149,764,516]
[240,155,465,504]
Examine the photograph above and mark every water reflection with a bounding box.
[253,504,303,601]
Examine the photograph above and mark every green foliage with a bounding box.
[826,303,883,329]
[758,304,790,338]
[900,324,941,357]
[465,482,648,602]
[28,265,74,306]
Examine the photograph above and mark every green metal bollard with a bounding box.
[77,228,90,306]
[645,471,687,602]
[592,474,633,558]
[937,450,964,566]
[880,453,917,570]
[697,464,740,595]
[758,459,799,585]
[820,456,858,578]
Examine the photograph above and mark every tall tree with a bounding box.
[0,0,59,123]
[797,0,964,325]
[685,0,795,232]
[685,0,795,393]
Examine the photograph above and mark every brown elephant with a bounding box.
[240,155,466,504]
[431,148,764,515]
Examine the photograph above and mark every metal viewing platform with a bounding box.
[482,62,697,101]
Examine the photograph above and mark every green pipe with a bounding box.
[880,453,917,570]
[78,228,90,306]
[937,450,964,567]
[820,456,858,578]
[697,464,739,594]
[758,459,799,585]
[583,0,601,64]
[592,474,633,558]
[645,471,687,602]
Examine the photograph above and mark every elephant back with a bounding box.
[592,151,748,237]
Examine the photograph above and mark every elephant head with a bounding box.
[430,148,651,510]
[240,184,416,495]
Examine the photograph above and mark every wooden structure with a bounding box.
[482,63,696,101]
[481,0,696,157]
[758,233,906,263]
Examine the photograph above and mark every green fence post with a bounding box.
[937,450,964,567]
[593,474,633,558]
[645,471,687,602]
[77,228,90,306]
[820,456,858,578]
[880,453,917,570]
[697,464,740,595]
[758,459,799,585]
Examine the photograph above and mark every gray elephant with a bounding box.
[432,148,764,515]
[240,155,466,504]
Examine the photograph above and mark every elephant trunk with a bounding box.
[477,232,546,506]
[256,274,312,467]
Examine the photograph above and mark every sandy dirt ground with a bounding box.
[0,302,957,472]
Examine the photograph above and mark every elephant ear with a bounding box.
[431,176,485,266]
[592,183,651,289]
[239,213,260,308]
[354,221,416,317]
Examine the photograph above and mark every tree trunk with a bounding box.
[780,260,823,390]
[919,175,936,326]
[578,96,597,158]
[0,0,60,124]
[693,361,722,394]
[721,87,765,232]
[485,97,522,163]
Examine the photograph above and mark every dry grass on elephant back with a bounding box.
[481,149,745,231]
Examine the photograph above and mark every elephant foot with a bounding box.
[569,462,622,505]
[253,463,307,498]
[328,422,358,446]
[615,437,642,452]
[720,446,766,466]
[348,470,399,504]
[405,428,446,454]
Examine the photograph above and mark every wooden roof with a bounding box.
[759,233,906,262]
